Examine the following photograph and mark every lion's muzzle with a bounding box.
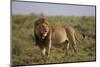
[41,31,48,39]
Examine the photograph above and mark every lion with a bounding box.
[34,17,78,56]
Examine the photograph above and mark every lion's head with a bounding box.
[34,17,50,39]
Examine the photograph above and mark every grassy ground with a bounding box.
[12,14,96,65]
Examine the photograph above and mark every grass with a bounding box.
[12,14,96,65]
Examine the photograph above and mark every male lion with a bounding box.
[34,17,78,56]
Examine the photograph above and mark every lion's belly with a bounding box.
[52,28,68,44]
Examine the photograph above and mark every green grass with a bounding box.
[12,14,96,65]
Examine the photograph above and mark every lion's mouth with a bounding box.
[42,33,47,39]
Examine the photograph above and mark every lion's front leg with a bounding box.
[41,47,46,56]
[46,39,51,57]
[41,46,51,57]
[41,42,51,57]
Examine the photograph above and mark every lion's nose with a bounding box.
[45,30,47,32]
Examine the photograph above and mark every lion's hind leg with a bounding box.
[71,34,78,55]
[63,40,69,55]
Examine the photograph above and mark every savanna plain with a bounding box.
[12,14,96,65]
